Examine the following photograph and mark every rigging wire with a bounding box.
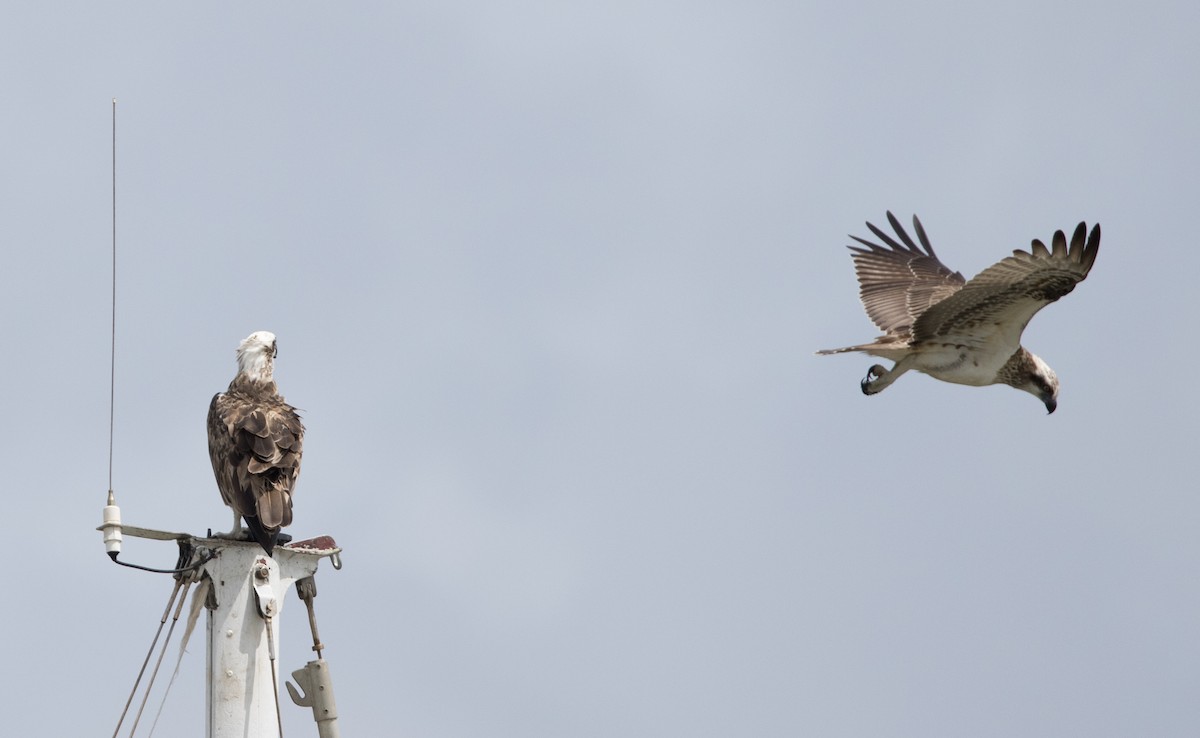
[111,543,209,738]
[266,617,285,738]
[128,579,195,738]
[110,579,184,738]
[148,577,212,738]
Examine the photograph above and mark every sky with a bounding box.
[3,1,1199,736]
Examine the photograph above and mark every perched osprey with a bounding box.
[817,213,1100,413]
[207,331,304,555]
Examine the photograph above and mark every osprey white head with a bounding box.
[1023,352,1060,414]
[236,330,278,383]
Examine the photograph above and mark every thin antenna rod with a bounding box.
[109,98,117,495]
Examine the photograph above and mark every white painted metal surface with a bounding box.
[201,540,321,738]
[287,659,341,738]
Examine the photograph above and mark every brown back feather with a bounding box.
[207,375,304,552]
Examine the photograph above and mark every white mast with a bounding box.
[99,522,342,737]
[200,538,332,738]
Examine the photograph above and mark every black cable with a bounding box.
[107,551,216,575]
[108,541,216,575]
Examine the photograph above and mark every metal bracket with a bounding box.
[286,659,340,737]
[250,556,285,736]
[251,557,279,618]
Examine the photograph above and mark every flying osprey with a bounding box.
[817,213,1100,413]
[207,331,304,555]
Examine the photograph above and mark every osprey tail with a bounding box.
[816,345,864,355]
[243,515,280,556]
[816,335,910,356]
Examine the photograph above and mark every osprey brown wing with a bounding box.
[847,211,967,337]
[911,222,1100,345]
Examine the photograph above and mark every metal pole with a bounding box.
[202,540,320,738]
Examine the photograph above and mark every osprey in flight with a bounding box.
[818,213,1100,413]
[207,331,304,555]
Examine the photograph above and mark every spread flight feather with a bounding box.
[207,331,304,555]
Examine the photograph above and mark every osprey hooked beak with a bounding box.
[1026,353,1059,415]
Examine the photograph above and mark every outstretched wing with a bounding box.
[912,222,1100,349]
[847,211,967,336]
[207,390,304,549]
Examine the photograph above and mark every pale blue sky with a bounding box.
[4,2,1198,736]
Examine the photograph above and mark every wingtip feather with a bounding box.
[1051,229,1068,258]
[910,214,934,256]
[1083,222,1100,271]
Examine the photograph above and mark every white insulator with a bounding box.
[102,503,123,554]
